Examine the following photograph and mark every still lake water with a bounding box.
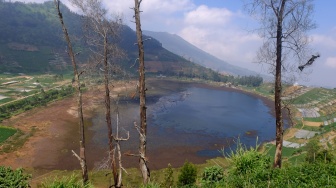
[90,82,276,167]
[149,86,275,156]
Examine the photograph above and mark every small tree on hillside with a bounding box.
[177,161,197,187]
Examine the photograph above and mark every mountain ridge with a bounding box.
[0,1,193,75]
[0,1,239,82]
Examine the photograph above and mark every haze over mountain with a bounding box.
[143,31,259,76]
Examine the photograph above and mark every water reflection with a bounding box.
[90,83,276,168]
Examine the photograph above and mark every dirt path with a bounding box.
[303,121,323,127]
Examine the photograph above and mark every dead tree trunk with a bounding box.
[113,111,130,188]
[68,1,124,185]
[133,0,150,184]
[54,0,88,183]
[103,33,118,186]
[273,1,286,168]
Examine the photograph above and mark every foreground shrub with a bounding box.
[0,166,31,188]
[220,161,336,187]
[201,166,223,184]
[305,139,321,163]
[227,139,270,175]
[162,163,174,188]
[177,161,197,187]
[40,174,93,188]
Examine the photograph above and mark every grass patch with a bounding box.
[0,127,36,153]
[303,116,334,122]
[264,144,300,162]
[303,117,324,122]
[302,126,321,132]
[0,126,17,143]
[292,88,336,105]
[287,152,306,164]
[0,97,13,104]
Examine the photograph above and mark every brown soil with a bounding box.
[0,82,114,172]
[0,92,98,168]
[303,121,323,127]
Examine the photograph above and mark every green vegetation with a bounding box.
[177,161,198,187]
[292,88,336,105]
[227,141,271,176]
[0,128,35,154]
[0,85,74,121]
[201,166,224,186]
[0,166,31,188]
[40,174,93,188]
[0,126,16,143]
[162,164,174,188]
[3,145,336,187]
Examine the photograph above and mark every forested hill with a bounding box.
[0,1,220,79]
[0,1,81,47]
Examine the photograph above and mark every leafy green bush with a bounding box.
[40,175,93,188]
[227,140,270,175]
[0,166,31,188]
[177,161,197,187]
[201,166,223,184]
[222,139,272,187]
[315,149,334,163]
[305,139,323,163]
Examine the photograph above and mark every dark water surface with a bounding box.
[149,86,275,157]
[89,80,276,169]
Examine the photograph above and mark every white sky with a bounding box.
[12,0,336,88]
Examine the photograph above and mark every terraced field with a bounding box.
[0,73,71,105]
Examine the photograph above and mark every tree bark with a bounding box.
[54,0,88,183]
[273,0,286,168]
[134,0,150,184]
[103,35,118,186]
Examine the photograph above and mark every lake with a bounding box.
[88,80,277,169]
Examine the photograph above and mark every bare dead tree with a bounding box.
[245,0,316,168]
[112,105,130,188]
[69,0,124,186]
[54,0,88,183]
[133,0,150,184]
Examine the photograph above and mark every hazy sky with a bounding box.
[13,0,336,88]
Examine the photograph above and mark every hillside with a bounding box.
[143,30,259,76]
[0,1,222,79]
